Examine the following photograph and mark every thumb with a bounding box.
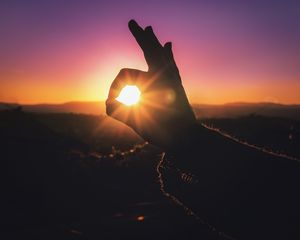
[106,68,146,130]
[106,98,137,129]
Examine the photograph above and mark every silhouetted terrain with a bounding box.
[0,102,106,115]
[201,115,300,159]
[193,102,300,120]
[0,109,218,239]
[1,101,300,119]
[1,108,299,239]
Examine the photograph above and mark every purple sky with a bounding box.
[0,0,300,104]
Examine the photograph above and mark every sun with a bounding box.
[116,85,141,106]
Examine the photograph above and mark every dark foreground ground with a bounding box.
[0,109,299,239]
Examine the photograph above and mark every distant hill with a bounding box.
[0,101,105,115]
[0,102,19,110]
[193,102,300,120]
[1,101,300,120]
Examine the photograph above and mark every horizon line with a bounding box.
[1,100,300,107]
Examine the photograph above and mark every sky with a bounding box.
[0,0,300,104]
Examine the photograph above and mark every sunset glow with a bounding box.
[1,1,300,105]
[116,85,141,106]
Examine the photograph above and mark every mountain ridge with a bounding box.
[1,101,300,120]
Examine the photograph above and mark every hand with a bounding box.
[106,20,196,149]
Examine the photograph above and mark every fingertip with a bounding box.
[105,99,113,116]
[128,19,142,32]
[105,99,120,116]
[128,19,136,28]
[145,26,153,32]
[164,42,172,49]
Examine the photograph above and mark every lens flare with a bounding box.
[116,85,141,106]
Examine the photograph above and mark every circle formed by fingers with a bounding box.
[116,85,141,106]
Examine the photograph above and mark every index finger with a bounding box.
[128,19,147,51]
[128,20,163,71]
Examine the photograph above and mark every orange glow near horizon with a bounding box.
[1,64,299,105]
[2,75,300,105]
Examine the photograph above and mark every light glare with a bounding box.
[116,85,141,106]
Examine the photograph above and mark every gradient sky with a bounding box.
[1,0,300,104]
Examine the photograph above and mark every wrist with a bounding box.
[163,122,221,171]
[164,122,206,155]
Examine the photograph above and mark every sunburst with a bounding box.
[116,85,141,106]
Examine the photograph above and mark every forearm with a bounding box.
[164,122,299,182]
[160,123,300,239]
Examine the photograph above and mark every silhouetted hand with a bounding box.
[106,20,196,149]
[106,20,300,239]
